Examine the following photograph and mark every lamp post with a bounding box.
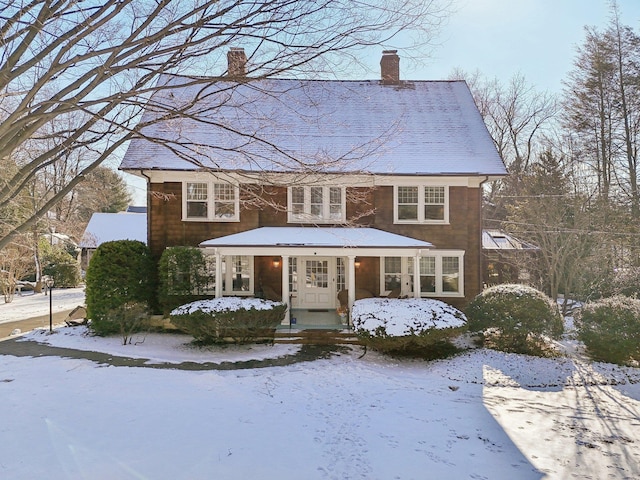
[45,276,54,332]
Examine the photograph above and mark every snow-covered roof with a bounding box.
[482,230,539,251]
[79,212,147,248]
[119,76,506,176]
[199,227,433,249]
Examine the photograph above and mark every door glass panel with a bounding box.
[306,260,328,288]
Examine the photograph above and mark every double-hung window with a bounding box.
[394,185,448,223]
[419,254,463,296]
[183,182,239,221]
[288,186,345,223]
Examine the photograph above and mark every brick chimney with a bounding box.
[380,50,400,84]
[227,47,247,77]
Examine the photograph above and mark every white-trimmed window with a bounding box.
[183,182,239,221]
[394,185,448,223]
[380,252,463,297]
[420,253,463,296]
[205,255,254,295]
[288,186,345,223]
[380,257,414,297]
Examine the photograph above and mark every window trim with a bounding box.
[393,185,449,224]
[182,181,240,222]
[380,252,464,298]
[287,186,346,223]
[203,254,254,296]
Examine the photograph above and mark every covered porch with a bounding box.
[199,227,435,326]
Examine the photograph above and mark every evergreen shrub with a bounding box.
[170,297,286,344]
[39,239,81,287]
[466,284,563,355]
[352,298,467,360]
[576,295,640,365]
[158,246,213,315]
[85,240,155,335]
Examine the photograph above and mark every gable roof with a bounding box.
[79,212,147,248]
[119,76,506,176]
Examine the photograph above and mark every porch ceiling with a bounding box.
[199,227,432,255]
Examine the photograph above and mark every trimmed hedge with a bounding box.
[85,240,155,335]
[576,295,640,365]
[352,298,467,360]
[466,284,563,355]
[170,297,286,344]
[158,246,213,315]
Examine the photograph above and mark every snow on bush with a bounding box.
[170,297,286,345]
[352,298,466,337]
[171,297,282,316]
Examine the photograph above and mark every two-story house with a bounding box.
[119,49,506,325]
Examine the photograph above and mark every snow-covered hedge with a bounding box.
[352,298,467,360]
[170,297,286,344]
[352,298,466,337]
[171,297,281,316]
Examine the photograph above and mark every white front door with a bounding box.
[298,258,335,309]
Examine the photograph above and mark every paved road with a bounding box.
[0,309,74,339]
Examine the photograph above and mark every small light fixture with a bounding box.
[272,257,281,268]
[354,257,361,268]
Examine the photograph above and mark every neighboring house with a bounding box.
[118,49,506,324]
[79,211,147,269]
[482,229,540,287]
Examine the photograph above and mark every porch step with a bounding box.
[274,330,361,345]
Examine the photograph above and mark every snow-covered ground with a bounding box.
[0,287,85,324]
[1,325,640,479]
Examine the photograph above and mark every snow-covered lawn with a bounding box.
[1,326,640,479]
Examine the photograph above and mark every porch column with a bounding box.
[215,252,223,298]
[281,255,290,325]
[413,255,420,299]
[347,255,356,326]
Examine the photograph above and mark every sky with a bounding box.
[405,0,640,92]
[123,0,640,206]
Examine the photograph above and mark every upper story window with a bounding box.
[183,182,239,222]
[394,185,448,224]
[288,186,345,223]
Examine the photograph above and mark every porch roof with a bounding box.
[199,227,433,250]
